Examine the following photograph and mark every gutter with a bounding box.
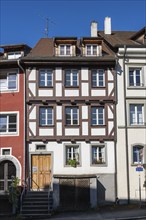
[123,45,130,203]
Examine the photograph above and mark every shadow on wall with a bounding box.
[52,177,114,211]
[0,195,12,214]
[97,180,106,205]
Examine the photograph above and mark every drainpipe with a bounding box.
[114,56,118,201]
[17,59,26,185]
[123,45,130,204]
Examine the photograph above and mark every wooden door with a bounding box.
[31,155,51,190]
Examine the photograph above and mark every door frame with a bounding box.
[0,156,21,194]
[29,152,53,190]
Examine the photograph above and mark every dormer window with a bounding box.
[8,52,22,60]
[86,44,99,56]
[59,45,72,56]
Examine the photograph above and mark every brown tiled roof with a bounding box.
[26,37,115,59]
[28,38,54,57]
[98,31,140,47]
[0,44,31,50]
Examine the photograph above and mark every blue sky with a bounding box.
[0,0,146,48]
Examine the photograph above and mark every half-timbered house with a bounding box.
[23,19,117,210]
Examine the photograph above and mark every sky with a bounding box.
[0,0,146,48]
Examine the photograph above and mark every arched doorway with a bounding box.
[0,160,16,192]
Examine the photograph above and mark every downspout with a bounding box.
[114,56,118,201]
[17,59,26,184]
[123,45,130,204]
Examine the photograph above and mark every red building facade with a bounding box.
[0,44,31,193]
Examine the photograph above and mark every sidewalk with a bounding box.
[49,205,146,220]
[0,205,146,220]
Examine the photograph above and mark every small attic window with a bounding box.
[8,52,22,60]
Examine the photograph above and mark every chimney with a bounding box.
[91,21,98,37]
[104,17,111,35]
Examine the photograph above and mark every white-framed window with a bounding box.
[0,148,11,155]
[65,107,79,125]
[59,45,72,56]
[39,69,53,87]
[0,114,17,134]
[86,44,98,56]
[91,145,106,165]
[65,145,80,166]
[65,69,78,86]
[8,52,22,60]
[129,68,144,87]
[91,69,105,87]
[0,72,18,91]
[39,107,53,126]
[91,107,105,125]
[130,104,144,125]
[132,145,144,164]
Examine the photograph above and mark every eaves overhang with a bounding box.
[0,60,18,68]
[117,46,146,57]
[22,56,116,65]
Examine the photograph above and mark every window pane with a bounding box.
[92,146,105,164]
[66,146,79,165]
[65,107,78,125]
[40,108,46,125]
[93,46,97,55]
[8,115,17,132]
[91,107,97,125]
[98,70,104,87]
[39,70,52,87]
[137,105,143,124]
[66,45,70,55]
[129,70,134,86]
[65,71,71,86]
[73,108,78,125]
[72,71,78,86]
[60,45,64,55]
[133,146,143,164]
[47,70,52,86]
[0,116,7,132]
[40,107,53,125]
[130,105,135,125]
[87,45,91,55]
[8,74,17,89]
[39,71,45,86]
[98,107,104,125]
[135,70,140,86]
[92,71,97,87]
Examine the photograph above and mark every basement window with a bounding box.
[1,148,11,155]
[36,145,46,151]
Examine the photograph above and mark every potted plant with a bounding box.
[9,176,20,214]
[67,159,79,168]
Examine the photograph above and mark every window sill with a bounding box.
[91,86,105,89]
[0,89,18,93]
[39,86,53,89]
[39,125,54,128]
[91,163,107,167]
[128,124,146,128]
[65,125,80,127]
[65,86,79,88]
[127,86,146,90]
[91,124,106,127]
[0,132,18,136]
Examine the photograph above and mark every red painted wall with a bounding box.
[0,70,25,182]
